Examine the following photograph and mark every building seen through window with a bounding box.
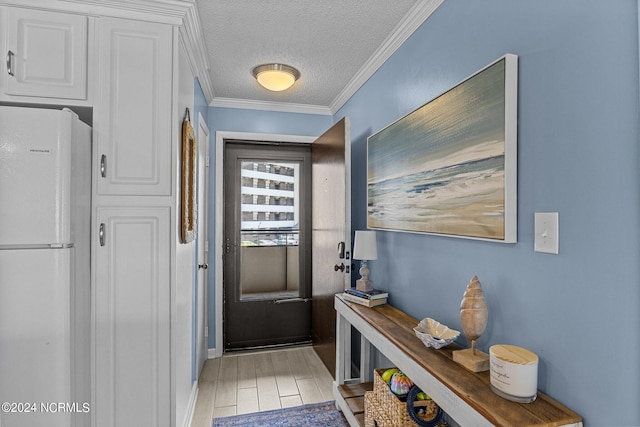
[240,161,299,246]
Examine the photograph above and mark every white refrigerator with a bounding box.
[0,106,91,427]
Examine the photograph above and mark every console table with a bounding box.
[333,294,582,427]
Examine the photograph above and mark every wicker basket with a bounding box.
[365,391,393,427]
[368,368,442,427]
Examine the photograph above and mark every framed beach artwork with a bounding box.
[367,54,518,242]
[181,109,197,243]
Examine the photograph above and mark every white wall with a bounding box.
[174,34,196,427]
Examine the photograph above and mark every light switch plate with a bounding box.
[534,212,559,254]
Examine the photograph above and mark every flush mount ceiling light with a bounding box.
[252,63,300,92]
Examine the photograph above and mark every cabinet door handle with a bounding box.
[6,50,14,76]
[99,223,106,246]
[100,154,107,178]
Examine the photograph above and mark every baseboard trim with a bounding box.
[208,347,222,359]
[183,381,198,427]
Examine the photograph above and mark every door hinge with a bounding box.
[224,238,236,254]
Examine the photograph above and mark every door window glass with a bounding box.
[239,161,301,300]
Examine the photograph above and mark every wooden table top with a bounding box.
[337,296,582,427]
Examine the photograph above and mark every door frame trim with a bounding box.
[195,112,210,379]
[212,131,316,358]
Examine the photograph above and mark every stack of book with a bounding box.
[341,287,388,307]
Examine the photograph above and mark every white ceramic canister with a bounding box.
[489,344,539,403]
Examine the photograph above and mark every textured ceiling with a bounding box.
[196,0,429,112]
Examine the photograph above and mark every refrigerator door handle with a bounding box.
[99,223,105,246]
[100,154,107,178]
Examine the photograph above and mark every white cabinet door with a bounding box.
[94,206,171,427]
[4,7,87,99]
[95,18,173,196]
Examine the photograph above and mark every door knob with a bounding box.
[334,263,345,272]
[198,264,208,270]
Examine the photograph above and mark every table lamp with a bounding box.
[353,230,377,291]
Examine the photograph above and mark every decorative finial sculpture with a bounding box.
[453,275,490,372]
[460,275,488,355]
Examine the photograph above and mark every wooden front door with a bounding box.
[311,118,351,375]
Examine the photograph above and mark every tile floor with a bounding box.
[189,345,335,427]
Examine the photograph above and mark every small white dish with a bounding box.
[413,318,460,349]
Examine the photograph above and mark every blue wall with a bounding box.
[208,107,333,136]
[205,1,640,424]
[337,1,639,425]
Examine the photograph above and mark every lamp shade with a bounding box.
[353,230,377,261]
[252,63,300,92]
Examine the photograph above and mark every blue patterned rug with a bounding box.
[212,401,349,426]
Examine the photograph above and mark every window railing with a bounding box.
[240,229,299,247]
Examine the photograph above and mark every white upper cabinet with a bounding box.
[3,7,88,100]
[94,17,173,196]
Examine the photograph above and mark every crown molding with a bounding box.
[0,0,192,24]
[329,0,445,114]
[66,0,188,22]
[210,97,332,116]
[179,3,215,102]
